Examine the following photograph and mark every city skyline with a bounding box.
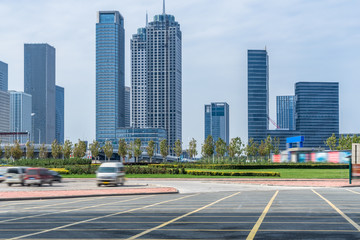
[1,0,359,150]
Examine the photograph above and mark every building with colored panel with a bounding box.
[55,85,64,144]
[24,43,56,144]
[248,49,269,143]
[96,11,125,142]
[276,96,295,130]
[204,102,229,145]
[295,82,339,148]
[0,61,8,92]
[9,91,32,144]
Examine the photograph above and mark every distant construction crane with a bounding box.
[267,115,280,129]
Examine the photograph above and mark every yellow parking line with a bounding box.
[126,192,241,240]
[246,191,279,240]
[7,194,198,240]
[346,189,360,195]
[312,190,360,231]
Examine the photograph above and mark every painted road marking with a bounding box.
[346,189,360,195]
[7,194,198,240]
[312,189,360,231]
[126,192,241,240]
[246,191,279,240]
[0,195,151,223]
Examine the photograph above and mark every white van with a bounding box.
[4,167,29,186]
[96,162,125,187]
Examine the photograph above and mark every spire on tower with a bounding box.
[163,0,166,15]
[146,11,148,26]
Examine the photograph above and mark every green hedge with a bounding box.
[186,170,280,177]
[9,158,92,168]
[149,163,348,169]
[125,166,187,175]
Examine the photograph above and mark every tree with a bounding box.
[188,138,197,159]
[63,140,72,159]
[102,141,113,161]
[4,145,11,159]
[51,139,62,159]
[228,137,244,159]
[39,143,47,159]
[134,139,142,163]
[146,140,155,163]
[173,139,182,162]
[273,137,280,155]
[245,138,258,161]
[337,135,348,150]
[118,139,127,163]
[127,141,133,161]
[89,140,100,160]
[325,133,337,150]
[73,139,87,158]
[353,135,360,144]
[264,135,274,160]
[215,138,227,158]
[160,139,168,162]
[201,135,214,158]
[258,140,267,159]
[11,140,23,160]
[25,141,34,159]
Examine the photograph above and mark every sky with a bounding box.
[0,0,360,151]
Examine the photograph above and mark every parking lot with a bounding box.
[1,187,360,239]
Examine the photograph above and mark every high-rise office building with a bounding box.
[276,96,295,130]
[9,91,32,143]
[295,82,339,148]
[55,85,64,144]
[204,102,230,145]
[24,43,56,144]
[131,27,147,128]
[131,5,182,152]
[248,49,269,143]
[0,90,10,143]
[0,61,8,92]
[125,86,131,128]
[96,11,125,142]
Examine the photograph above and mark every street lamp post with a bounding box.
[31,113,35,142]
[37,128,41,144]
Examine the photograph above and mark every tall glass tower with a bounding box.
[55,85,64,144]
[0,60,8,92]
[96,11,125,142]
[204,102,230,145]
[276,96,295,130]
[24,43,56,144]
[125,86,131,128]
[131,4,182,153]
[247,49,269,143]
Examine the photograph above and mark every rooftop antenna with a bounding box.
[163,0,166,15]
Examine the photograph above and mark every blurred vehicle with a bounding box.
[0,167,7,183]
[49,170,62,182]
[24,168,53,186]
[96,162,125,187]
[4,167,29,186]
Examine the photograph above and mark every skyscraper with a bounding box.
[0,61,8,92]
[276,96,295,130]
[9,91,32,143]
[96,11,125,142]
[0,90,10,143]
[24,43,56,144]
[295,82,339,148]
[131,4,182,152]
[248,49,269,143]
[55,85,64,144]
[204,102,230,145]
[125,86,130,128]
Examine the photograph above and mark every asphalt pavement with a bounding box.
[1,188,360,239]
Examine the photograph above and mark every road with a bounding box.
[1,187,360,239]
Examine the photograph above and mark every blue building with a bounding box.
[24,43,56,144]
[0,61,8,92]
[248,49,269,143]
[125,86,130,128]
[295,82,339,148]
[204,102,229,145]
[276,96,295,130]
[96,11,125,142]
[55,85,64,144]
[9,91,32,144]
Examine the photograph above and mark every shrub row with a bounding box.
[186,170,280,177]
[124,166,186,175]
[10,158,91,168]
[49,168,69,174]
[149,163,348,169]
[65,165,99,175]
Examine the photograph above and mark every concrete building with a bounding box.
[276,96,295,130]
[0,90,10,143]
[125,86,131,128]
[204,102,230,145]
[96,11,125,142]
[55,85,64,144]
[0,61,8,92]
[9,91,32,144]
[24,43,56,144]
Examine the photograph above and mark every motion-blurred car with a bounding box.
[0,167,7,183]
[49,170,62,182]
[24,168,53,186]
[5,167,29,186]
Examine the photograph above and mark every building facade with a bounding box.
[0,61,8,92]
[0,90,10,143]
[96,11,125,142]
[295,82,339,148]
[204,102,229,145]
[9,91,32,143]
[55,85,64,144]
[125,86,131,128]
[24,43,56,144]
[248,49,269,143]
[276,96,295,130]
